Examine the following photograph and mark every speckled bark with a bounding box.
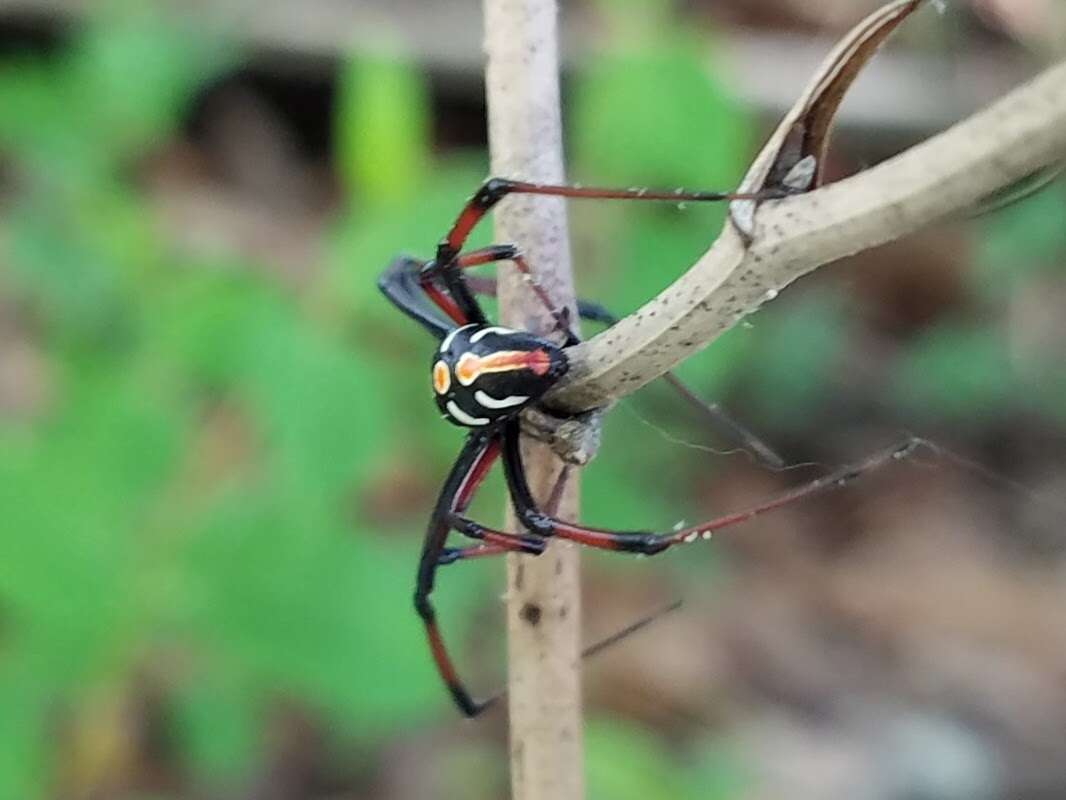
[482,2,584,800]
[549,56,1066,413]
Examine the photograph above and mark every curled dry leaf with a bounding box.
[731,0,926,238]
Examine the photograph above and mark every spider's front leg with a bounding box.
[377,255,455,338]
[423,176,784,344]
[434,177,783,267]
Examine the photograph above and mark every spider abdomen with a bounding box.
[432,324,568,427]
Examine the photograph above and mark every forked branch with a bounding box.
[547,14,1066,414]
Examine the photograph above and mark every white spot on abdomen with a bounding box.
[440,323,476,353]
[470,325,519,343]
[474,390,529,410]
[446,401,489,426]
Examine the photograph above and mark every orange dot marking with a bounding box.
[433,361,451,394]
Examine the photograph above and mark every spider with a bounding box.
[379,177,920,717]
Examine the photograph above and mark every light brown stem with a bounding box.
[482,1,583,799]
[548,58,1066,412]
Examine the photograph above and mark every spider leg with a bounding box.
[428,178,785,326]
[436,526,551,566]
[378,251,496,335]
[378,256,454,339]
[436,177,785,264]
[501,419,923,554]
[463,273,784,467]
[558,297,785,466]
[420,261,486,327]
[464,274,614,332]
[438,461,570,567]
[438,544,511,565]
[454,245,578,345]
[657,374,786,469]
[448,512,547,556]
[415,430,504,717]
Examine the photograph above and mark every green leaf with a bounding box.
[234,307,388,500]
[169,672,261,782]
[0,672,48,800]
[335,53,430,206]
[586,717,693,800]
[0,57,71,162]
[587,717,749,800]
[571,38,751,189]
[327,158,487,311]
[143,263,281,389]
[743,290,848,428]
[0,369,186,676]
[893,321,1016,422]
[974,185,1066,300]
[682,737,751,800]
[67,4,230,158]
[179,488,494,734]
[6,199,133,350]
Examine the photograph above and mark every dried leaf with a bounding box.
[731,0,926,236]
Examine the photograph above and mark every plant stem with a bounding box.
[549,57,1066,413]
[482,1,584,799]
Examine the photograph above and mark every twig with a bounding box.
[482,2,584,799]
[548,57,1066,413]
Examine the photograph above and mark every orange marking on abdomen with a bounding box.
[455,350,552,386]
[433,361,451,394]
[525,349,551,376]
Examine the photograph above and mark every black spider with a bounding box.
[379,177,917,716]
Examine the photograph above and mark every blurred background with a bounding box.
[0,0,1064,798]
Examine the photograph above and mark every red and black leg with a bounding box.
[378,255,456,339]
[424,177,785,330]
[440,459,569,567]
[386,177,783,342]
[414,429,504,716]
[442,514,546,563]
[500,419,923,554]
[435,177,784,267]
[386,175,786,341]
[387,241,562,333]
[462,271,784,467]
[378,250,488,333]
[455,245,579,345]
[415,428,553,715]
[378,249,513,335]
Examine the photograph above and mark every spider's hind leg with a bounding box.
[446,513,547,560]
[501,420,923,555]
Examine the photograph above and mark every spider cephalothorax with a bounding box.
[432,324,568,427]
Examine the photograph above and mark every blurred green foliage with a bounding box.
[586,717,748,800]
[893,186,1066,425]
[0,1,1063,798]
[568,7,760,531]
[0,7,488,796]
